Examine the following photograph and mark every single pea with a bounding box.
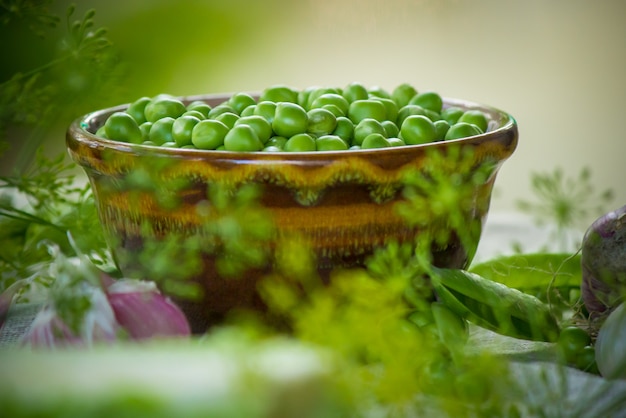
[342,82,369,103]
[391,83,418,108]
[381,120,399,138]
[180,144,196,149]
[332,116,354,143]
[307,108,337,136]
[263,145,283,152]
[372,97,398,124]
[272,102,308,138]
[306,87,342,109]
[191,119,229,150]
[126,96,151,125]
[139,121,153,141]
[182,110,206,120]
[400,115,437,145]
[396,104,427,127]
[214,112,239,129]
[266,136,288,149]
[316,134,348,151]
[144,97,186,123]
[458,110,488,133]
[142,140,157,146]
[311,93,350,116]
[423,109,442,122]
[444,122,483,140]
[354,118,386,146]
[348,99,386,124]
[104,112,143,144]
[434,119,450,141]
[409,91,443,113]
[172,115,201,147]
[387,137,406,147]
[161,141,177,148]
[259,85,298,103]
[297,86,318,109]
[148,116,176,145]
[254,101,277,124]
[441,106,464,125]
[227,92,256,115]
[223,124,263,152]
[361,133,391,149]
[240,105,256,117]
[367,86,391,99]
[208,104,236,118]
[284,133,316,152]
[95,125,108,138]
[321,104,344,117]
[186,101,211,118]
[349,145,361,150]
[234,115,273,144]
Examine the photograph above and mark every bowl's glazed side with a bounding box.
[66,95,518,331]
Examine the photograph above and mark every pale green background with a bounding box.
[5,0,626,224]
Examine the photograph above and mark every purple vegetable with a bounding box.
[106,279,191,340]
[581,204,626,318]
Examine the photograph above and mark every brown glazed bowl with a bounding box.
[66,93,518,332]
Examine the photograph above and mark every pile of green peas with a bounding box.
[96,82,491,152]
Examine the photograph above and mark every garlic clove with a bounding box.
[106,279,190,340]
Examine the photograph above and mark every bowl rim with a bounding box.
[67,93,518,160]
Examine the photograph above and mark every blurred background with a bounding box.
[1,0,625,225]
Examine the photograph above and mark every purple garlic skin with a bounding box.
[581,204,626,317]
[106,279,191,340]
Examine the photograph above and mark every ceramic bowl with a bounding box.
[66,93,518,331]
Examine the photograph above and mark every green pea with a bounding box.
[95,125,108,139]
[307,108,337,136]
[434,119,450,141]
[191,119,229,150]
[254,101,277,123]
[240,105,256,117]
[332,116,354,143]
[259,85,298,103]
[227,92,256,115]
[316,134,348,151]
[186,101,211,118]
[458,110,488,133]
[284,133,316,152]
[557,326,591,364]
[266,136,287,149]
[161,141,177,148]
[182,110,206,120]
[172,115,201,146]
[391,83,418,108]
[272,102,308,138]
[224,124,263,152]
[400,115,437,145]
[208,104,236,118]
[372,97,398,124]
[297,86,317,109]
[342,82,369,103]
[234,115,273,144]
[444,122,483,140]
[354,118,386,146]
[368,86,391,99]
[381,120,399,138]
[263,145,283,152]
[149,116,176,145]
[139,121,152,141]
[306,87,342,110]
[396,104,427,127]
[104,112,143,144]
[441,106,464,125]
[144,97,186,123]
[215,112,239,129]
[348,99,386,124]
[387,137,405,147]
[311,93,350,115]
[409,91,443,113]
[361,133,391,149]
[320,104,344,117]
[126,96,151,125]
